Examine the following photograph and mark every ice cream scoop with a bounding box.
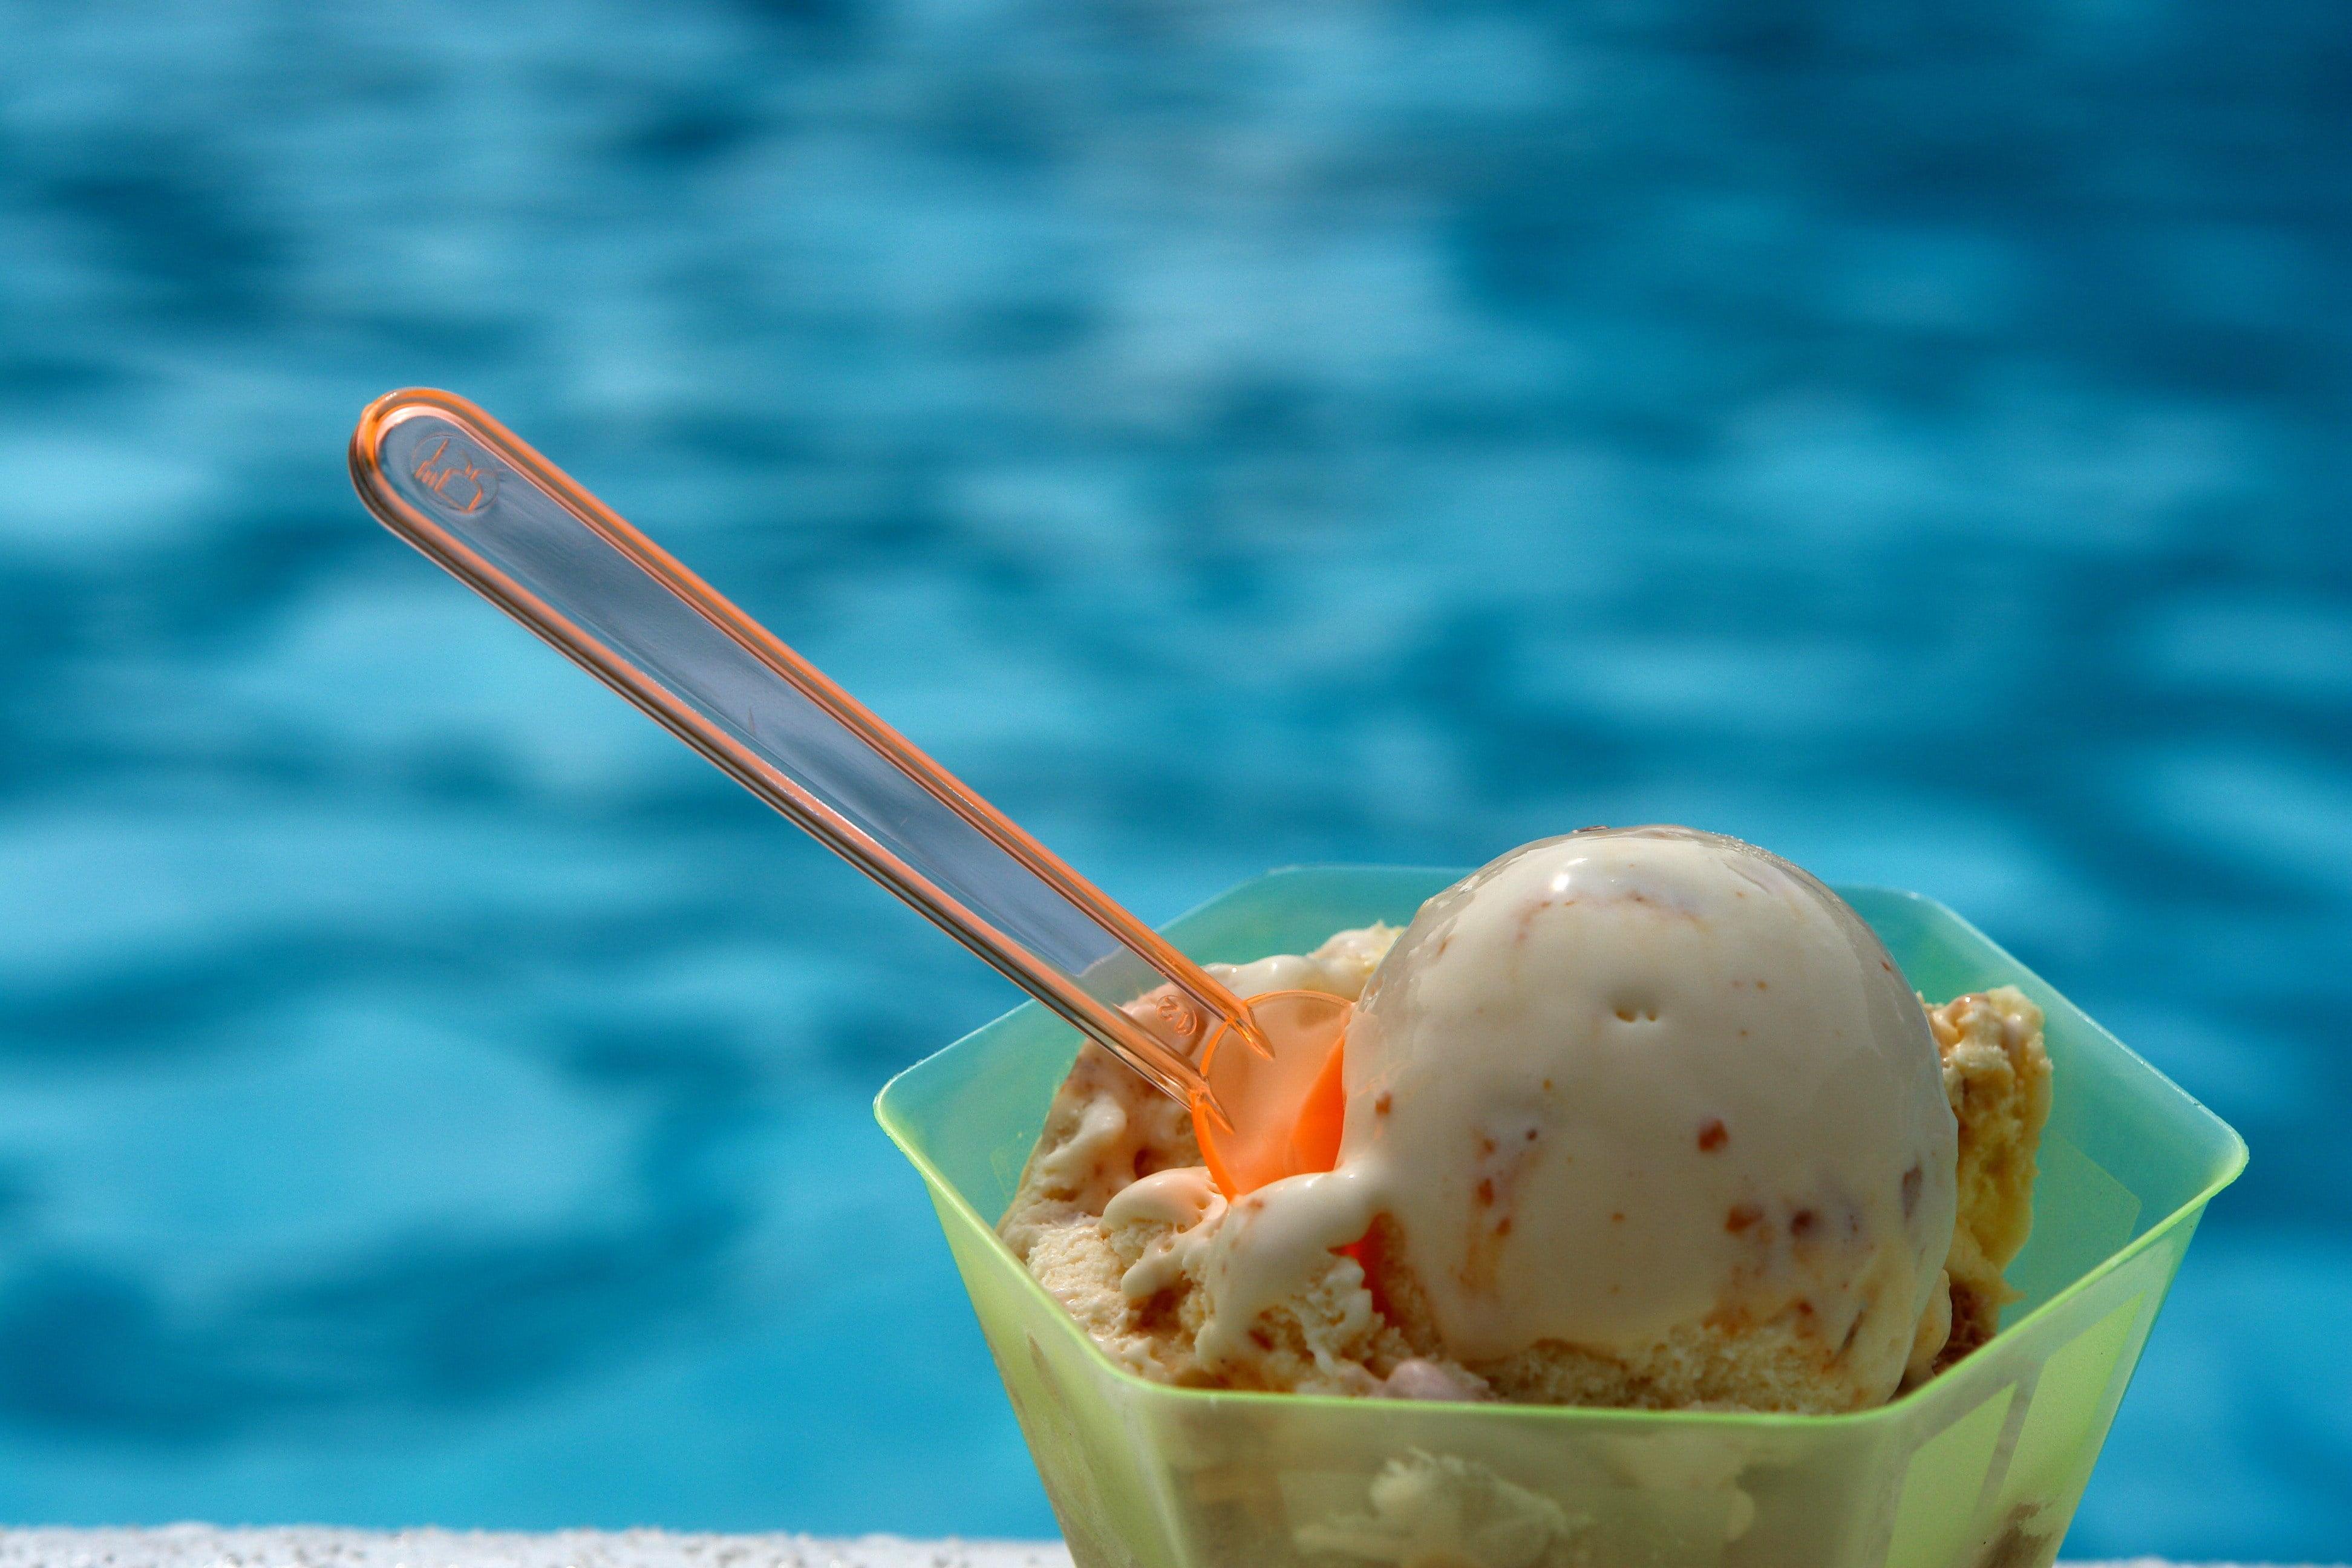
[1204,827,1960,1410]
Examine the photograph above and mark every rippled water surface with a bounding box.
[0,0,2346,1558]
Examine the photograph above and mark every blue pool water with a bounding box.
[0,0,2347,1558]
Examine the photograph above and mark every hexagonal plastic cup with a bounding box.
[876,867,2245,1568]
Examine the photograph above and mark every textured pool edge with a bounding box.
[0,1528,1075,1567]
[0,1530,2326,1567]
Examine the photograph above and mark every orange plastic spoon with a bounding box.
[1195,990,1353,1197]
[348,387,1321,1136]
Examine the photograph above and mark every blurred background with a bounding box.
[0,0,2346,1558]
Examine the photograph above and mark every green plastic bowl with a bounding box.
[877,867,2245,1568]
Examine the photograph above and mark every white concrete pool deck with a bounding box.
[0,1529,2330,1568]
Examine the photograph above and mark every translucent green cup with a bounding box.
[877,867,2245,1568]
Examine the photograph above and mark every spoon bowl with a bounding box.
[1194,990,1353,1197]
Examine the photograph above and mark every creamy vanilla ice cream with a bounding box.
[1330,827,1958,1410]
[999,827,2049,1413]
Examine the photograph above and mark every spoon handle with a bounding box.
[350,388,1243,1119]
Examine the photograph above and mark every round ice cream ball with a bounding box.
[1343,826,1958,1411]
